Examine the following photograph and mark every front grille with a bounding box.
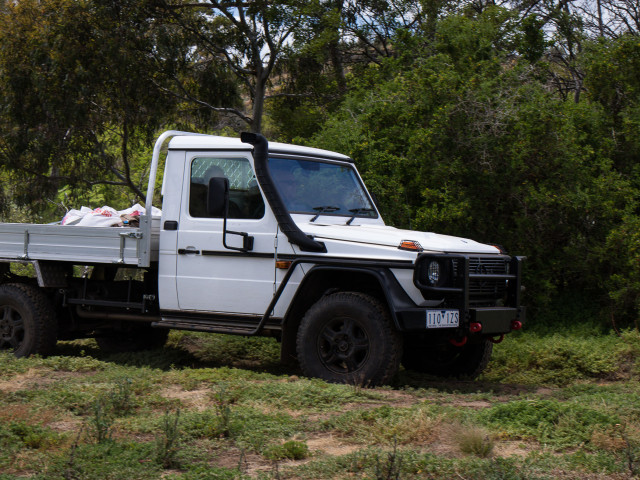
[468,257,509,304]
[415,254,512,307]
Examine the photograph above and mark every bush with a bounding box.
[478,399,619,449]
[484,331,623,385]
[264,440,310,460]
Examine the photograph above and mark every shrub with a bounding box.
[264,440,310,460]
[478,399,619,449]
[454,425,495,458]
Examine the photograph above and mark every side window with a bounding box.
[189,157,265,219]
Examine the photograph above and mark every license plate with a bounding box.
[426,310,460,328]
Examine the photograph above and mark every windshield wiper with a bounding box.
[310,205,340,222]
[346,208,375,225]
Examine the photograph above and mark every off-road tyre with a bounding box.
[402,337,493,379]
[296,292,402,386]
[0,283,57,357]
[96,324,169,353]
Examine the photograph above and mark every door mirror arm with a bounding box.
[207,177,254,252]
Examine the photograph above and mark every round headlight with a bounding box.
[427,260,440,285]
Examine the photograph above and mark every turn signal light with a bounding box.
[511,320,523,330]
[275,260,292,269]
[398,240,423,252]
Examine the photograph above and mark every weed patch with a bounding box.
[322,404,441,445]
[37,441,160,480]
[156,409,182,468]
[236,377,384,412]
[484,332,622,385]
[264,440,310,461]
[453,424,495,457]
[2,328,640,479]
[478,399,619,448]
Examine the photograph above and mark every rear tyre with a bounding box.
[402,337,493,379]
[0,283,57,357]
[96,324,169,353]
[296,292,401,386]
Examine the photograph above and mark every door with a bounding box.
[175,153,277,315]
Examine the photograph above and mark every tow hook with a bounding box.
[489,335,505,344]
[469,322,482,333]
[449,336,468,347]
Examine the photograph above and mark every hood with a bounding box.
[300,221,501,254]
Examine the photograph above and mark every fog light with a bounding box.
[427,261,440,285]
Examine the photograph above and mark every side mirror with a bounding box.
[207,177,229,217]
[206,176,254,252]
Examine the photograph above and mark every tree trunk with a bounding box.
[251,74,267,133]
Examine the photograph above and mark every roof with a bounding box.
[168,134,352,162]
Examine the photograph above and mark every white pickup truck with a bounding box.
[0,131,524,385]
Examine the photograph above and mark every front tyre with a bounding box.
[296,292,401,386]
[0,283,57,357]
[402,337,493,379]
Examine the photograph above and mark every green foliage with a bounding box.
[36,441,160,480]
[263,439,310,460]
[478,399,619,449]
[0,421,61,450]
[3,328,640,478]
[234,377,384,412]
[0,0,228,216]
[179,333,281,368]
[455,425,495,458]
[155,409,181,468]
[0,351,107,377]
[164,465,249,480]
[308,9,640,322]
[85,378,138,444]
[484,331,623,385]
[231,407,301,452]
[107,378,135,415]
[321,404,442,445]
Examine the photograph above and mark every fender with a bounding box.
[284,265,418,331]
[278,263,417,365]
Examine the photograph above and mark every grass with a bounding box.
[2,325,640,479]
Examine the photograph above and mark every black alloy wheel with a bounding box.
[0,303,24,351]
[317,315,370,375]
[0,283,57,357]
[297,292,402,386]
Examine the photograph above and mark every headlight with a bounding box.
[427,260,440,285]
[414,256,454,291]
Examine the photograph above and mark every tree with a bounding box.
[0,0,215,213]
[158,0,310,133]
[310,8,633,316]
[268,0,455,140]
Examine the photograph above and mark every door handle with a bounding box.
[178,247,200,255]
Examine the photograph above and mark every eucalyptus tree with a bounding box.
[0,0,190,210]
[158,0,311,133]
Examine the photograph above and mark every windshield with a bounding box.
[269,157,377,218]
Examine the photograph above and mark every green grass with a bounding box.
[2,327,640,479]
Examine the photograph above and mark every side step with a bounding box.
[153,315,282,336]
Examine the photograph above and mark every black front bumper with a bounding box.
[397,254,525,335]
[396,306,526,334]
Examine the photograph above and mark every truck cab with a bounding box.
[0,131,524,386]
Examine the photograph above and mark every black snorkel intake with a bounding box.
[241,132,326,253]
